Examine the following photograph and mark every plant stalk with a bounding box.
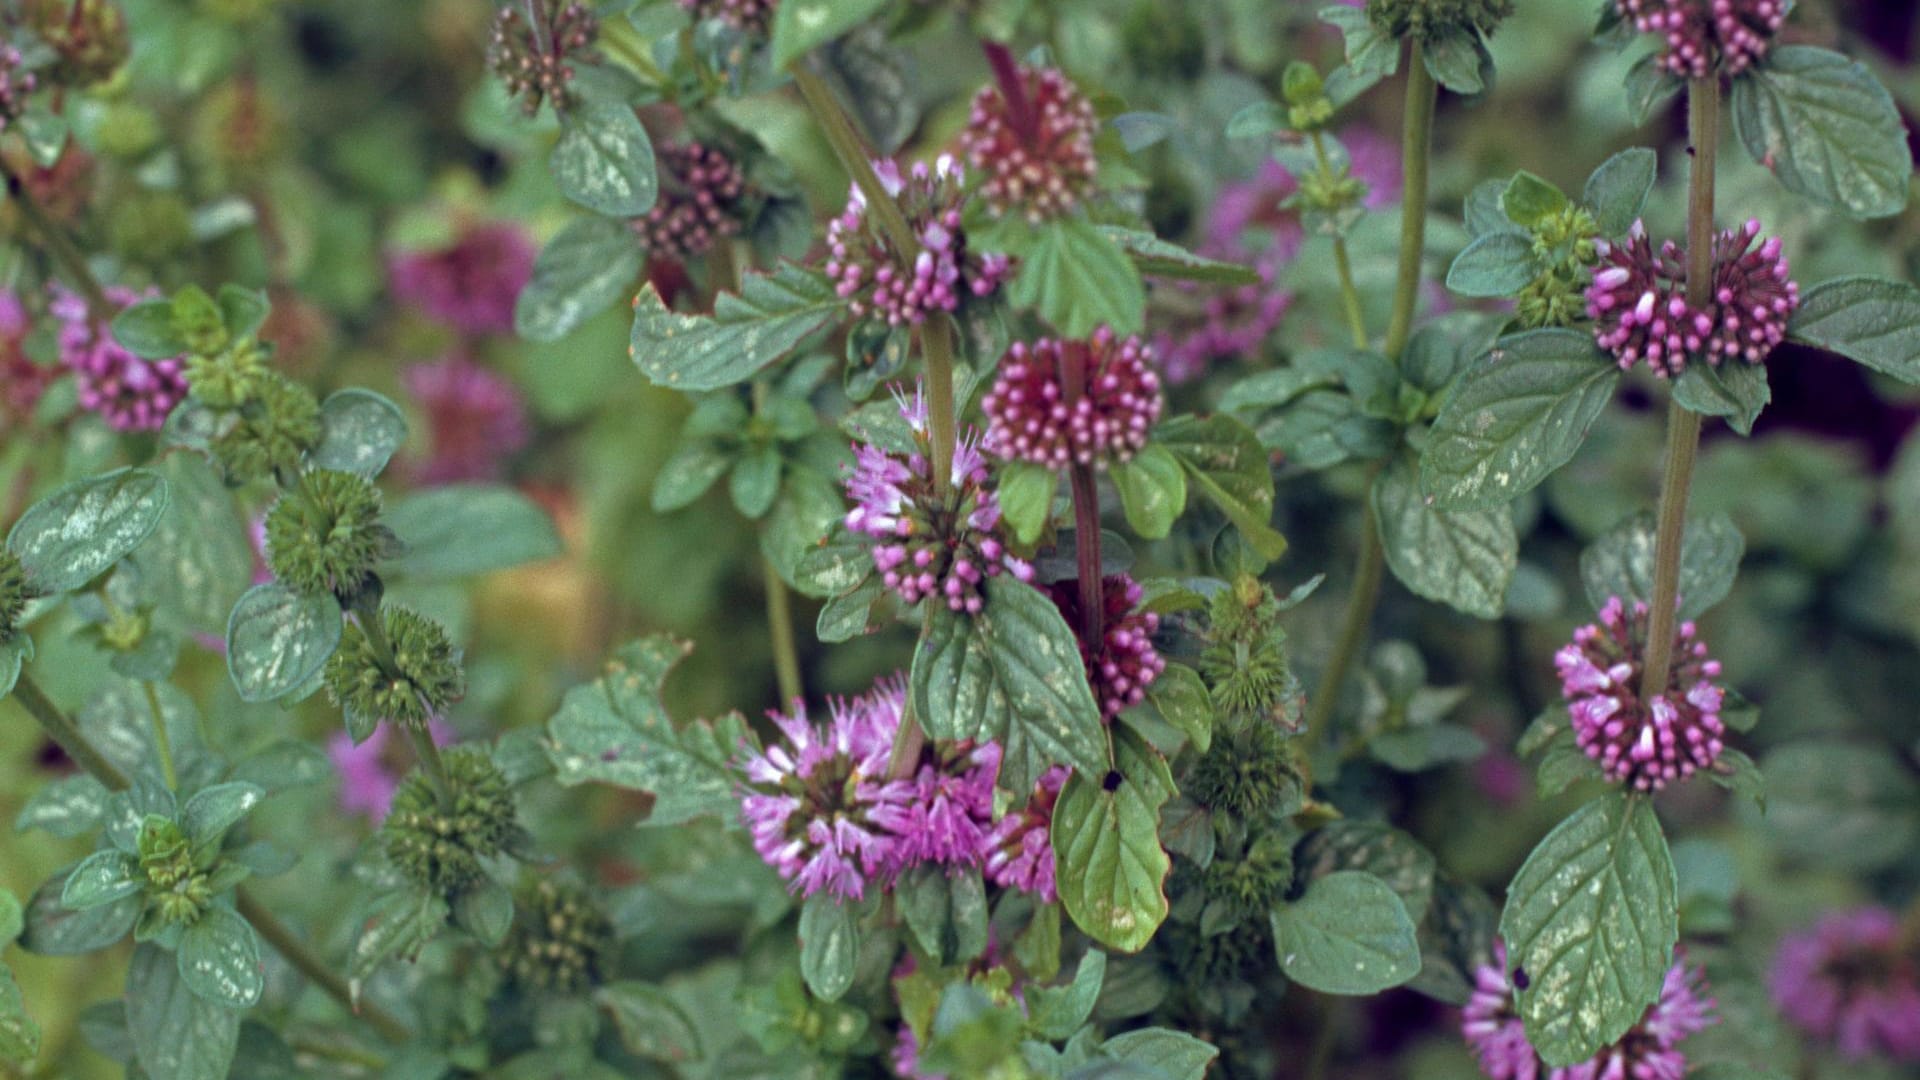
[921,314,959,496]
[762,554,804,706]
[1641,76,1719,697]
[1312,131,1371,351]
[142,681,177,791]
[1304,499,1385,751]
[1383,44,1436,363]
[790,64,919,257]
[13,672,129,790]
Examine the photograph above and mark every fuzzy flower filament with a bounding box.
[825,156,1011,328]
[1554,595,1726,792]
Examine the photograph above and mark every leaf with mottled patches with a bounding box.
[1270,871,1421,995]
[131,455,252,635]
[550,102,657,217]
[384,485,562,579]
[912,577,1109,797]
[1295,821,1438,924]
[1499,794,1677,1067]
[1578,510,1743,620]
[1052,725,1172,954]
[1421,329,1619,510]
[8,468,170,596]
[18,865,139,955]
[309,389,408,478]
[181,782,266,848]
[0,956,35,1065]
[631,263,843,392]
[546,636,754,826]
[798,893,862,1003]
[348,884,448,1002]
[1788,275,1920,385]
[516,216,646,342]
[177,908,263,1009]
[225,584,342,704]
[126,943,239,1080]
[1731,46,1911,220]
[61,851,141,910]
[14,774,110,838]
[1157,414,1286,560]
[1374,450,1516,619]
[599,981,704,1064]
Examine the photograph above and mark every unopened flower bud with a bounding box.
[500,879,613,993]
[264,470,387,597]
[382,746,515,891]
[211,373,323,483]
[326,606,465,732]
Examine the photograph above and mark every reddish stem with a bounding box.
[1060,342,1105,647]
[981,40,1037,144]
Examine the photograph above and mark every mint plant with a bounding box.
[2,1,1919,1078]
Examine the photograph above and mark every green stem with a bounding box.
[142,681,177,791]
[887,657,927,781]
[1304,496,1385,757]
[921,315,959,496]
[790,65,919,258]
[1641,76,1718,697]
[762,554,804,706]
[0,156,113,321]
[1383,43,1437,363]
[12,672,129,790]
[1312,131,1371,351]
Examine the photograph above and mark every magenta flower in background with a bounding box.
[825,156,1011,328]
[1462,942,1540,1080]
[388,220,535,337]
[1555,595,1726,792]
[1771,906,1920,1062]
[402,352,531,484]
[982,765,1067,902]
[328,718,454,821]
[51,285,187,433]
[982,328,1164,470]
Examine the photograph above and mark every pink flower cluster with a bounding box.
[825,156,1011,327]
[1770,907,1920,1062]
[737,677,1063,903]
[982,765,1067,902]
[0,44,35,129]
[981,328,1164,470]
[402,353,530,485]
[957,63,1099,223]
[679,0,776,34]
[1555,596,1726,792]
[1464,941,1717,1079]
[1587,218,1798,377]
[388,221,536,337]
[1616,0,1785,79]
[843,385,1032,614]
[51,286,187,433]
[634,140,746,261]
[1044,574,1164,720]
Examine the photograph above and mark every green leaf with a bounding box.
[177,908,263,1009]
[1760,741,1920,872]
[18,866,139,954]
[631,264,844,391]
[1110,445,1186,541]
[216,285,269,340]
[112,300,186,360]
[348,885,449,999]
[0,960,36,1065]
[181,782,266,848]
[1295,821,1438,924]
[1269,871,1421,995]
[126,944,239,1080]
[1422,26,1485,95]
[224,584,342,704]
[730,444,783,520]
[1623,54,1682,126]
[1145,662,1212,756]
[515,216,646,343]
[1731,45,1912,219]
[761,468,846,590]
[1218,368,1340,413]
[1672,361,1770,435]
[598,981,704,1064]
[1095,227,1260,287]
[1463,178,1519,238]
[546,636,754,826]
[132,454,253,635]
[651,442,733,513]
[8,468,170,595]
[770,0,889,68]
[452,878,514,948]
[1421,329,1620,510]
[1052,725,1172,954]
[0,635,28,700]
[310,389,407,478]
[1499,794,1677,1067]
[790,526,872,599]
[896,865,988,966]
[1002,218,1146,338]
[1157,414,1286,560]
[1578,510,1744,621]
[1501,172,1568,227]
[1320,5,1400,82]
[1787,276,1920,385]
[1026,950,1107,1041]
[797,893,861,1003]
[550,102,657,217]
[816,576,882,643]
[997,461,1059,546]
[384,485,562,578]
[1373,451,1516,619]
[61,851,141,911]
[912,577,1109,796]
[1581,148,1658,236]
[1096,1028,1218,1080]
[1445,232,1539,298]
[14,774,111,838]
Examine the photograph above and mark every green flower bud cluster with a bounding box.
[1199,577,1296,726]
[382,747,516,891]
[1515,204,1602,330]
[1366,0,1514,43]
[1282,62,1334,133]
[1198,829,1296,930]
[499,879,612,994]
[1187,720,1304,820]
[0,550,26,640]
[326,606,465,731]
[137,816,215,928]
[212,373,322,483]
[265,470,389,598]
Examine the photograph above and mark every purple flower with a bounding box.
[958,63,1099,224]
[1555,595,1726,792]
[736,677,918,901]
[825,156,1011,328]
[402,353,531,484]
[982,329,1165,470]
[885,741,999,874]
[51,285,187,433]
[1043,574,1165,720]
[328,718,453,821]
[679,0,777,34]
[1464,944,1716,1080]
[1587,218,1797,377]
[388,221,535,337]
[634,140,748,262]
[843,384,1032,614]
[1616,0,1785,79]
[1771,907,1920,1062]
[982,765,1067,902]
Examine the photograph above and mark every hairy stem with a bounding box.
[1304,498,1385,752]
[922,314,959,496]
[762,554,804,706]
[790,65,918,256]
[12,671,410,1042]
[1312,131,1371,350]
[1383,44,1436,363]
[1642,76,1719,697]
[142,681,177,791]
[0,156,114,321]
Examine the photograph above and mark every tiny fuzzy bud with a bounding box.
[137,815,214,927]
[1199,581,1295,726]
[488,0,601,117]
[381,746,515,891]
[1199,829,1295,927]
[1281,62,1325,107]
[0,551,27,638]
[25,0,130,89]
[500,879,613,993]
[170,286,229,357]
[326,606,466,732]
[211,372,322,484]
[265,469,387,597]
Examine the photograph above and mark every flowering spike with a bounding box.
[1043,574,1165,720]
[1616,0,1785,79]
[1555,595,1726,791]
